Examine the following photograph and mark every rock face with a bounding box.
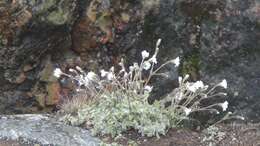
[0,0,79,112]
[108,0,260,121]
[0,114,99,146]
[0,0,76,84]
[198,0,260,121]
[0,0,259,121]
[122,0,260,121]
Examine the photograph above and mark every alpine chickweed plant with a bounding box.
[55,39,230,138]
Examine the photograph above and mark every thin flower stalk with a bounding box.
[55,38,230,138]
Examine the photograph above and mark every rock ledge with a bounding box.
[0,114,100,146]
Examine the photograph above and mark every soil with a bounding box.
[101,123,260,146]
[0,140,20,146]
[0,139,41,146]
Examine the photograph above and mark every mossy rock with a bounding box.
[46,5,71,25]
[180,53,200,80]
[33,0,76,25]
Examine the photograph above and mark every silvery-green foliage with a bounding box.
[202,125,226,145]
[55,39,230,138]
[83,92,173,138]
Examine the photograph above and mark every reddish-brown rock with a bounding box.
[72,18,99,54]
[46,82,61,106]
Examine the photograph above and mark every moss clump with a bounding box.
[0,33,8,47]
[180,53,200,80]
[36,0,56,14]
[256,21,260,29]
[34,0,74,25]
[0,34,3,47]
[47,7,70,25]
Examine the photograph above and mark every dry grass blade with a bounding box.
[58,92,94,114]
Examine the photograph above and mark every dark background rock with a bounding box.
[116,0,260,121]
[198,0,260,121]
[138,0,259,122]
[0,0,77,83]
[0,0,79,112]
[0,0,259,122]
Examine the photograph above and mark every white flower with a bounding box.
[187,81,205,92]
[143,61,151,70]
[240,116,245,120]
[144,85,153,93]
[69,68,74,72]
[195,81,204,87]
[119,59,126,74]
[76,66,84,73]
[184,74,190,80]
[80,74,84,79]
[172,57,180,67]
[178,77,183,85]
[69,68,78,74]
[53,68,63,78]
[110,66,115,72]
[204,85,209,90]
[133,62,139,69]
[118,59,124,67]
[107,72,114,80]
[119,68,125,74]
[129,66,134,72]
[141,50,150,59]
[176,91,183,100]
[187,84,196,92]
[219,79,227,89]
[86,71,97,80]
[100,69,108,77]
[220,101,228,111]
[149,56,157,64]
[222,93,228,96]
[123,72,128,78]
[184,108,191,116]
[156,38,162,48]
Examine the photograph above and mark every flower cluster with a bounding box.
[54,66,100,98]
[55,39,230,139]
[55,39,179,97]
[161,74,230,118]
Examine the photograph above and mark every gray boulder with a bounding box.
[0,114,100,146]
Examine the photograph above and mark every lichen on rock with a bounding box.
[0,114,100,146]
